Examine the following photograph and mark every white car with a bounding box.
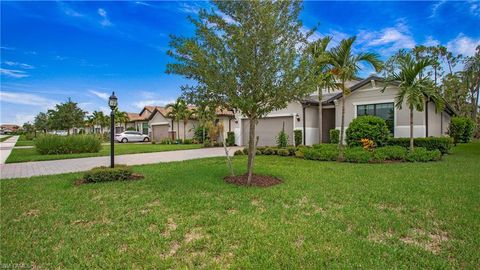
[115,131,150,143]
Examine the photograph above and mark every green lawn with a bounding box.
[15,140,35,146]
[6,143,202,163]
[0,135,12,142]
[1,143,479,268]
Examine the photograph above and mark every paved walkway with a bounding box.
[0,146,242,180]
[0,136,19,164]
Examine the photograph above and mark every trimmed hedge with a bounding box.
[387,137,453,155]
[304,144,338,161]
[405,147,441,162]
[344,147,372,163]
[277,148,290,156]
[329,129,340,144]
[226,131,235,146]
[35,135,102,155]
[346,116,391,147]
[83,165,133,183]
[372,146,407,162]
[449,116,475,144]
[234,149,244,155]
[294,130,302,146]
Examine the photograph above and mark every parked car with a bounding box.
[115,131,150,143]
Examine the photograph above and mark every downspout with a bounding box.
[425,100,429,137]
[302,104,306,145]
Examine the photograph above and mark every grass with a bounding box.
[6,143,202,163]
[1,142,479,268]
[0,135,12,142]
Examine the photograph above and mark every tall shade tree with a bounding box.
[166,98,188,140]
[385,54,443,150]
[34,112,49,134]
[167,0,317,184]
[463,46,480,120]
[307,36,336,144]
[48,98,86,135]
[326,37,383,158]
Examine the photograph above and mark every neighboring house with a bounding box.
[126,106,236,142]
[235,75,455,146]
[0,124,20,134]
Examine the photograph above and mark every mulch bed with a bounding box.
[224,174,282,187]
[74,173,144,186]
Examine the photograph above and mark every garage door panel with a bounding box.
[152,125,169,142]
[242,117,293,146]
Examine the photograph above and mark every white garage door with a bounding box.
[242,116,294,146]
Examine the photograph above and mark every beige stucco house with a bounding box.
[235,75,455,146]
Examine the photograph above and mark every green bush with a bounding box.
[449,116,475,144]
[263,147,275,155]
[405,147,441,162]
[126,127,136,131]
[346,116,391,147]
[35,135,102,155]
[257,146,266,154]
[294,130,302,146]
[183,139,192,144]
[25,133,36,141]
[387,137,453,155]
[277,148,290,156]
[194,126,208,143]
[234,150,244,155]
[243,147,249,155]
[256,150,262,155]
[226,131,235,146]
[286,146,296,156]
[160,138,173,144]
[304,144,338,161]
[329,129,340,144]
[83,165,133,183]
[344,147,372,163]
[372,146,407,162]
[276,129,288,148]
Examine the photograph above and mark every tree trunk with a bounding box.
[338,83,346,160]
[183,121,187,141]
[317,85,323,144]
[223,140,235,176]
[410,107,414,151]
[246,118,257,185]
[177,120,180,140]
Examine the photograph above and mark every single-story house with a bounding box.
[126,106,236,142]
[234,75,455,146]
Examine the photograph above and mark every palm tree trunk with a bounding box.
[177,120,180,140]
[183,121,186,141]
[410,107,414,151]
[318,85,323,144]
[246,118,257,185]
[338,83,346,160]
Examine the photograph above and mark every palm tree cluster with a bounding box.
[166,98,194,141]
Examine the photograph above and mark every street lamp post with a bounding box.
[108,92,118,168]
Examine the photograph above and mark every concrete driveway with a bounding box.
[0,146,242,180]
[0,136,19,164]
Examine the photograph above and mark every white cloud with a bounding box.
[429,0,446,18]
[98,8,112,27]
[15,113,36,125]
[58,2,84,17]
[468,0,480,16]
[357,22,415,55]
[423,36,440,47]
[89,90,109,100]
[179,3,200,14]
[133,99,175,109]
[300,26,322,42]
[3,61,34,69]
[447,33,480,56]
[0,91,57,108]
[0,68,29,78]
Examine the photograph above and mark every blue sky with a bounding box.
[1,1,479,125]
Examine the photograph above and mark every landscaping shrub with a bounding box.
[372,146,407,162]
[344,147,372,163]
[243,147,249,155]
[256,150,262,155]
[405,147,441,162]
[360,138,375,151]
[304,144,338,161]
[276,128,288,148]
[346,116,391,147]
[277,148,290,156]
[151,141,156,145]
[160,138,173,144]
[194,126,208,143]
[263,147,275,155]
[25,133,35,141]
[226,131,235,146]
[449,116,475,144]
[203,139,212,147]
[126,127,136,131]
[286,146,296,156]
[294,130,302,146]
[387,137,453,155]
[35,135,102,155]
[183,139,192,144]
[329,129,340,144]
[234,150,244,156]
[257,146,266,154]
[83,165,133,183]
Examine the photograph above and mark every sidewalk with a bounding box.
[0,136,19,164]
[0,146,242,180]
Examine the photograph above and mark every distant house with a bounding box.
[125,106,235,142]
[234,75,455,146]
[0,124,20,134]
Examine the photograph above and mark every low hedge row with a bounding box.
[35,135,102,155]
[234,144,443,163]
[387,137,453,155]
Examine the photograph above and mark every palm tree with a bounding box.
[113,108,129,131]
[192,103,216,143]
[307,36,337,144]
[166,98,187,140]
[327,37,383,159]
[180,108,194,141]
[91,111,107,134]
[386,54,442,150]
